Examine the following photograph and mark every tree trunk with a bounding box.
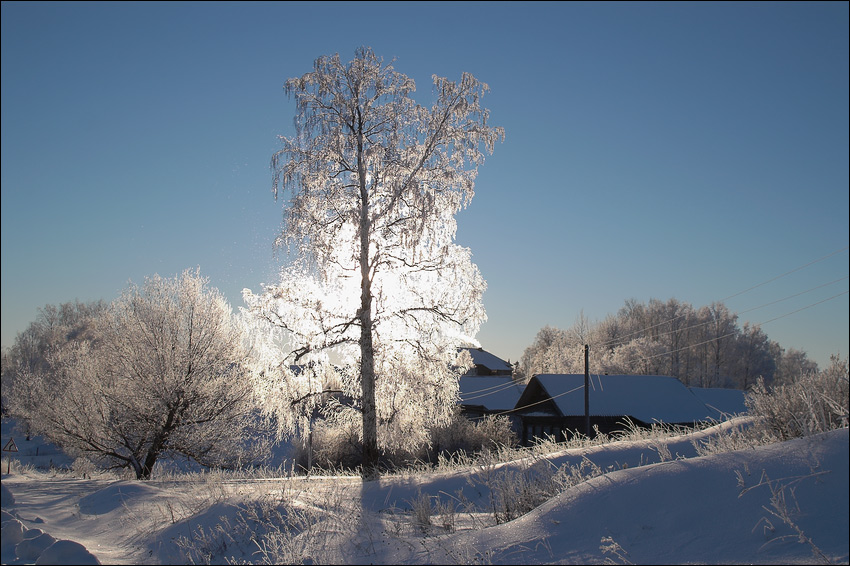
[138,407,177,479]
[359,290,378,479]
[357,121,379,480]
[139,444,161,480]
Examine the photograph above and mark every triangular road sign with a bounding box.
[3,438,18,452]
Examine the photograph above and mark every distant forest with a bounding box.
[518,297,819,390]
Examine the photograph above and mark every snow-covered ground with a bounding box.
[1,417,847,565]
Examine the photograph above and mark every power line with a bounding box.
[524,245,849,354]
[737,277,848,316]
[488,250,849,408]
[592,275,848,352]
[494,384,584,416]
[718,246,848,304]
[755,290,848,327]
[501,291,848,416]
[461,378,523,401]
[597,290,849,367]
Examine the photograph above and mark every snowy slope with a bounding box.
[2,419,847,565]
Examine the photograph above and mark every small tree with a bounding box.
[2,300,106,421]
[518,325,574,378]
[245,47,503,477]
[16,269,260,479]
[773,347,819,385]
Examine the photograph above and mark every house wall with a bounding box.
[519,415,654,445]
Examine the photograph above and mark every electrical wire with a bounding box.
[460,378,523,401]
[589,276,849,352]
[718,246,848,303]
[504,285,848,416]
[583,246,849,352]
[473,248,848,412]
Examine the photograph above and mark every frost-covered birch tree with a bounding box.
[244,47,503,476]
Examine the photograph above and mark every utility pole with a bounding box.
[584,344,590,437]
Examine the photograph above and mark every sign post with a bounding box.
[584,344,590,437]
[3,437,19,474]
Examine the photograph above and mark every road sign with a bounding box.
[3,437,18,474]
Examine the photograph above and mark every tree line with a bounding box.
[517,297,819,389]
[0,284,831,480]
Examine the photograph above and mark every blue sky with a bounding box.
[2,1,848,368]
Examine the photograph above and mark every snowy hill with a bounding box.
[2,418,847,565]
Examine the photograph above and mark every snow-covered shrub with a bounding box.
[70,457,96,479]
[10,270,261,480]
[407,491,433,531]
[487,460,559,524]
[474,450,554,525]
[427,410,517,463]
[471,450,607,525]
[691,418,759,456]
[472,414,518,450]
[401,489,457,533]
[176,478,357,565]
[746,354,849,440]
[295,410,363,473]
[433,497,458,533]
[296,407,518,473]
[175,494,316,565]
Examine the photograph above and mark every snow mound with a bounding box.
[1,483,14,508]
[1,485,101,565]
[35,540,101,565]
[78,481,161,515]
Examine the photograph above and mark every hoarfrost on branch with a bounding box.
[244,47,503,469]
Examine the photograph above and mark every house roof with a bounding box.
[459,376,524,412]
[461,347,513,373]
[689,387,748,419]
[521,374,717,424]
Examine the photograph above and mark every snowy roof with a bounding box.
[525,374,716,424]
[689,387,748,419]
[459,376,524,412]
[461,347,513,373]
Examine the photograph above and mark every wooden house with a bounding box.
[459,376,524,416]
[513,374,722,445]
[689,386,748,421]
[458,348,523,436]
[460,347,514,376]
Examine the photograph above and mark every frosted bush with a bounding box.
[471,452,605,525]
[407,491,433,531]
[296,408,518,473]
[428,410,516,463]
[692,418,760,456]
[487,460,559,524]
[294,411,363,473]
[71,457,96,479]
[746,355,849,440]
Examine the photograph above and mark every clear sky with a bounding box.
[2,1,848,369]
